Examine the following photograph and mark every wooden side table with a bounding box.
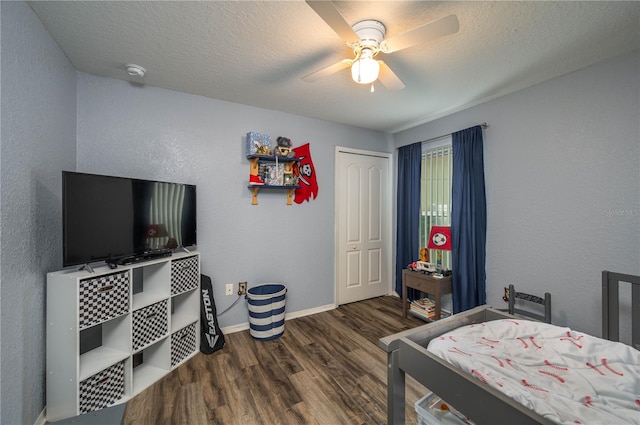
[402,269,452,320]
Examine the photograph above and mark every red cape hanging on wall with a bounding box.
[292,143,318,204]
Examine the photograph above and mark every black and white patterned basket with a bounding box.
[79,361,125,414]
[171,323,196,367]
[132,300,168,351]
[171,256,199,295]
[79,272,129,330]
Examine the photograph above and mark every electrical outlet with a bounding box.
[238,281,247,295]
[225,283,233,296]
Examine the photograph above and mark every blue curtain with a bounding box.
[451,125,487,313]
[395,142,422,299]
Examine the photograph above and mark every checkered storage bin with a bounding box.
[171,256,199,295]
[132,300,168,351]
[171,322,197,367]
[78,361,125,414]
[79,272,130,330]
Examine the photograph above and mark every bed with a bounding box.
[379,271,640,425]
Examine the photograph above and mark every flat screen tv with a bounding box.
[63,171,196,267]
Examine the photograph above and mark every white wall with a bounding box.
[394,50,640,337]
[76,74,392,328]
[0,2,77,424]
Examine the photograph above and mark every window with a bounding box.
[420,138,452,269]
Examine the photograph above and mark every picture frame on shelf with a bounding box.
[259,161,284,186]
[246,132,272,156]
[283,173,298,186]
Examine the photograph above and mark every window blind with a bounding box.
[421,141,452,269]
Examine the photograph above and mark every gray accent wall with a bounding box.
[394,50,640,339]
[1,2,77,424]
[75,73,392,329]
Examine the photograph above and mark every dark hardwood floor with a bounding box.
[123,296,429,425]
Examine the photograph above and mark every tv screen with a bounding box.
[63,171,196,267]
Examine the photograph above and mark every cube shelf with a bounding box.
[46,251,200,422]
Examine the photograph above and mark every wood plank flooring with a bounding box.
[123,296,430,425]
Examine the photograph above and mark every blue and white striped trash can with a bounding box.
[246,283,286,341]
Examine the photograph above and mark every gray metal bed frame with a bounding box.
[503,283,551,323]
[379,271,640,425]
[602,270,640,349]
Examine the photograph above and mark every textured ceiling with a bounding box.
[28,1,640,133]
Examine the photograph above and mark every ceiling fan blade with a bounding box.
[377,61,405,91]
[306,1,359,44]
[381,14,459,54]
[303,59,353,83]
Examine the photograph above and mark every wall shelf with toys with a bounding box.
[247,154,301,205]
[246,133,301,205]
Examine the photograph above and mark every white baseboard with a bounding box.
[220,322,249,334]
[34,408,46,425]
[285,303,335,320]
[220,303,335,335]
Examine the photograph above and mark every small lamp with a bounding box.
[146,224,168,250]
[427,226,451,272]
[146,224,168,238]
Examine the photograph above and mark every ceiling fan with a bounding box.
[303,1,459,91]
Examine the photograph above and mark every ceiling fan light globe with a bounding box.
[351,58,380,85]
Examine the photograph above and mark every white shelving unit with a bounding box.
[46,251,200,422]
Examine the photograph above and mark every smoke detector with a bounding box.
[125,64,146,78]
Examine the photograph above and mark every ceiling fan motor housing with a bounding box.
[351,20,386,51]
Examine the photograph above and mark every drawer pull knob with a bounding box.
[98,285,114,293]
